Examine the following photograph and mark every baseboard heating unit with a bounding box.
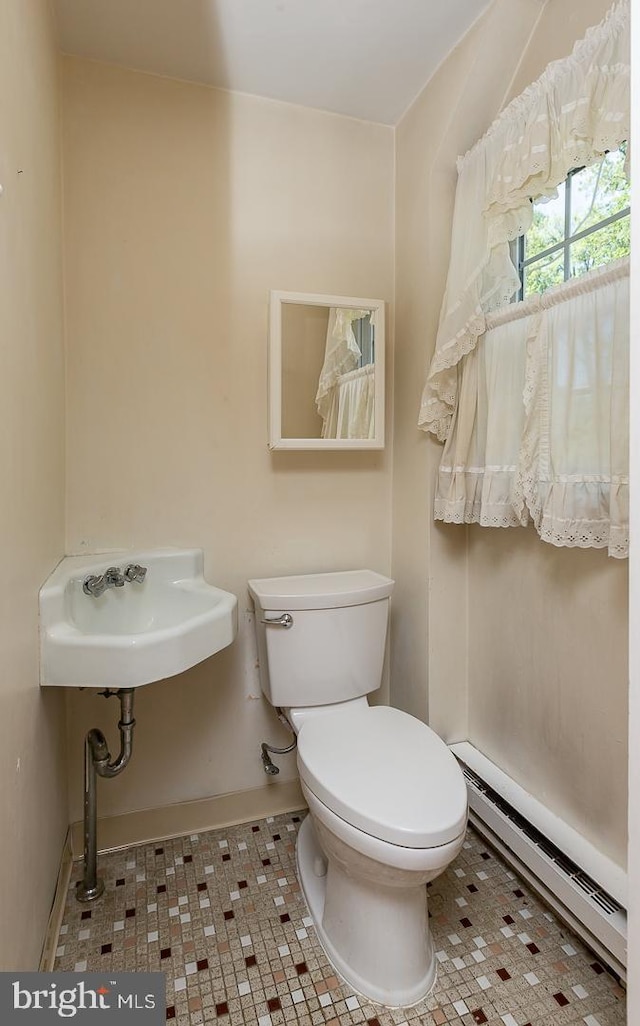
[449,742,627,980]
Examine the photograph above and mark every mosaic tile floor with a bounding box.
[54,811,626,1025]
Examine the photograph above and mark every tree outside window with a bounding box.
[517,144,630,298]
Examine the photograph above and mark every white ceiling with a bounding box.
[52,0,490,125]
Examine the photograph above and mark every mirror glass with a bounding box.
[269,291,385,450]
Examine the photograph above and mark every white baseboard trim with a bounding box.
[40,830,73,972]
[70,779,306,858]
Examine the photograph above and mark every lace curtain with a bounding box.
[322,364,375,440]
[435,259,629,557]
[418,0,630,441]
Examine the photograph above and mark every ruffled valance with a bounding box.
[418,0,629,441]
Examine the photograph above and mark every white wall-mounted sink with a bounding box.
[40,548,237,688]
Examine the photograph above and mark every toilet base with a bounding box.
[296,815,437,1008]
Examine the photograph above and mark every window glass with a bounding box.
[570,147,629,235]
[524,250,564,297]
[571,216,631,278]
[527,182,566,260]
[519,145,629,299]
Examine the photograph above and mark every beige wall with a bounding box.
[393,0,544,731]
[467,529,628,867]
[62,58,394,821]
[394,0,628,867]
[467,0,628,868]
[0,0,68,968]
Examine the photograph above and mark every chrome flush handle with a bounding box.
[260,612,293,629]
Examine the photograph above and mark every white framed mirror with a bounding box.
[269,290,385,450]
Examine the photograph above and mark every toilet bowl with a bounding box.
[293,702,467,1006]
[248,570,469,1007]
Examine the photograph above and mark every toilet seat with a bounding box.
[297,705,468,849]
[302,780,467,872]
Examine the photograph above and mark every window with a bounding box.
[353,314,375,368]
[516,145,629,299]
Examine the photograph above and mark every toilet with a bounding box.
[248,569,468,1008]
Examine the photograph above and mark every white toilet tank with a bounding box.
[248,570,394,708]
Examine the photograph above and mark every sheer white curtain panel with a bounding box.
[434,315,529,528]
[435,259,629,557]
[515,259,629,558]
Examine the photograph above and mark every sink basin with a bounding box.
[39,548,237,688]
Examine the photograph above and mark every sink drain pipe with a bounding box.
[76,688,136,903]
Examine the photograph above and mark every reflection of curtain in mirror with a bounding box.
[315,308,372,432]
[323,364,375,439]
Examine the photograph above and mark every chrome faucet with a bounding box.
[124,563,147,584]
[104,566,126,589]
[83,563,148,597]
[83,574,107,598]
[83,567,124,596]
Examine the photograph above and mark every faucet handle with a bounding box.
[124,563,147,584]
[104,566,125,588]
[83,574,107,598]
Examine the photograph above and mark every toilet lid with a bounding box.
[297,706,468,848]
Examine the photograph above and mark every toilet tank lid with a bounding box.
[248,570,394,610]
